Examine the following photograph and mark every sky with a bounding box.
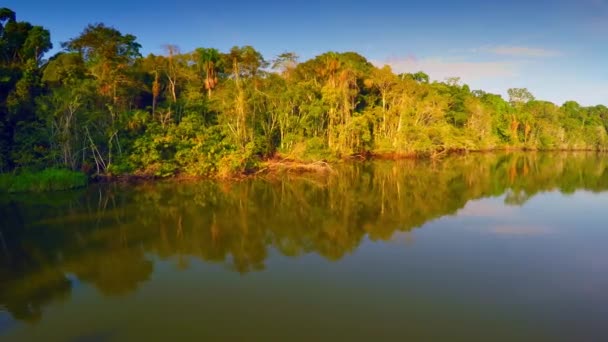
[5,0,608,106]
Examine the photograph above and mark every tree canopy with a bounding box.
[1,7,607,176]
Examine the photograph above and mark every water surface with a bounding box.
[1,153,608,341]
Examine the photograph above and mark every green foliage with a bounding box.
[0,168,87,193]
[217,142,260,177]
[1,7,607,178]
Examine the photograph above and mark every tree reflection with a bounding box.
[1,152,607,322]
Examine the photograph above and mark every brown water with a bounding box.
[1,153,608,341]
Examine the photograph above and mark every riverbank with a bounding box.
[0,169,88,193]
[2,149,605,192]
[101,148,605,181]
[95,158,336,184]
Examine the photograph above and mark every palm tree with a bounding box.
[195,47,221,97]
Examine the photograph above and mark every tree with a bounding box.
[141,54,165,116]
[62,23,141,104]
[195,47,222,97]
[224,45,267,79]
[445,77,461,87]
[61,23,142,172]
[2,8,608,177]
[0,8,52,170]
[162,44,181,103]
[365,65,397,135]
[401,71,430,83]
[271,52,298,78]
[507,88,534,106]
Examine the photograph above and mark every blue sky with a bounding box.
[5,0,608,105]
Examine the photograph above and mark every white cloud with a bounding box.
[481,45,561,57]
[375,56,520,82]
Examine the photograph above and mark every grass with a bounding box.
[0,168,88,193]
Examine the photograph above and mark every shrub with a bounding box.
[0,168,88,193]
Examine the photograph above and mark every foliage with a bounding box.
[1,7,608,178]
[0,168,87,193]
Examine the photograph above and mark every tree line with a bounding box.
[2,8,607,177]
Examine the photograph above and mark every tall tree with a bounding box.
[62,23,141,171]
[194,47,222,97]
[62,23,141,105]
[0,8,52,170]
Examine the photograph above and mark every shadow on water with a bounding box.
[0,152,607,323]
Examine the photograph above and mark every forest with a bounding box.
[2,7,608,179]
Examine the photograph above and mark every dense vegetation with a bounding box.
[2,8,608,178]
[2,152,608,322]
[0,168,86,193]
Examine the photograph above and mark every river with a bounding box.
[1,152,607,341]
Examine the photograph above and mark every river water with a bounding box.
[1,153,607,341]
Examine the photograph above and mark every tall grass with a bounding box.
[0,168,88,193]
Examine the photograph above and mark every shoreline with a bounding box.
[2,149,606,192]
[96,148,606,183]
